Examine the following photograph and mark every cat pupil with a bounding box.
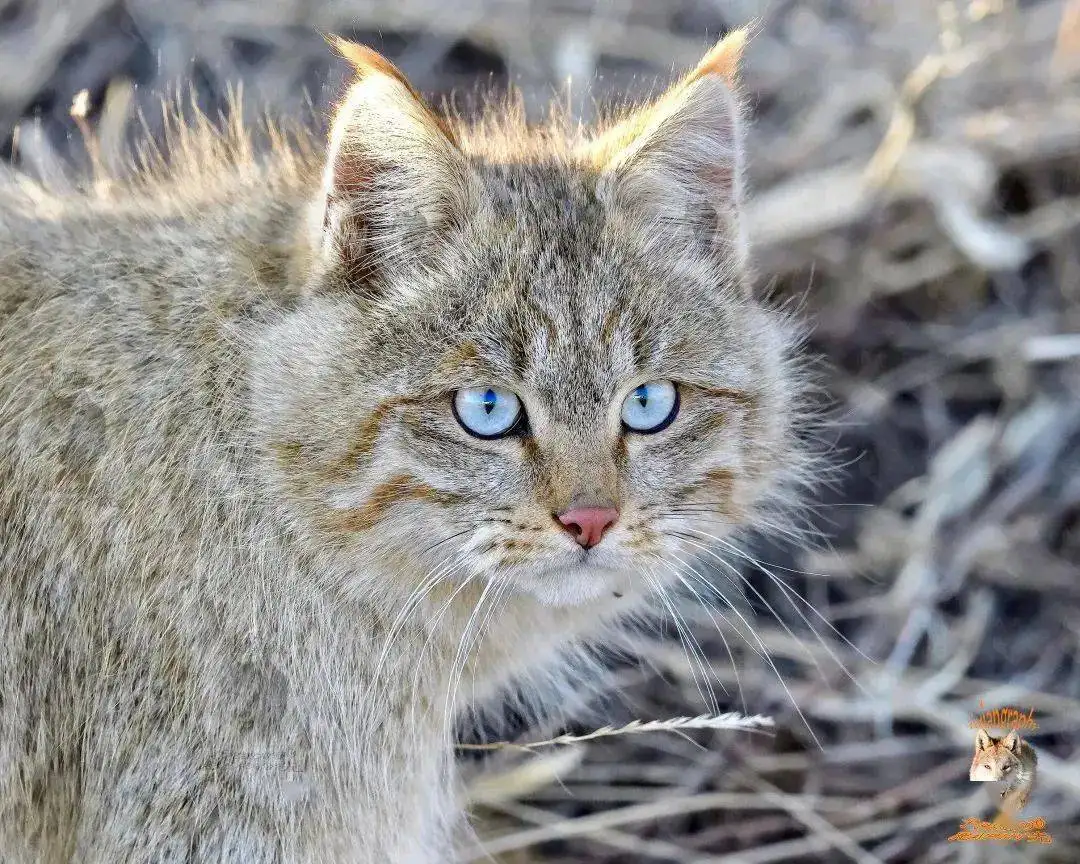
[635,386,649,407]
[483,389,497,415]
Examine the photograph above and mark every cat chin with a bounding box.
[516,563,640,608]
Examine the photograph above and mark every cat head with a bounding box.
[253,31,808,608]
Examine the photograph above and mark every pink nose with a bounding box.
[556,507,619,549]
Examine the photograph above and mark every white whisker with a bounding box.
[653,553,744,709]
[639,566,719,715]
[653,542,822,748]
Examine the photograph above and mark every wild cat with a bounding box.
[970,729,1038,819]
[0,28,810,863]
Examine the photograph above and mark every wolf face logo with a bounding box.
[970,728,1038,814]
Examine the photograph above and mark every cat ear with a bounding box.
[582,28,750,268]
[975,729,993,750]
[1002,730,1021,753]
[317,40,478,290]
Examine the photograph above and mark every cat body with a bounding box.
[0,32,804,862]
[969,729,1038,817]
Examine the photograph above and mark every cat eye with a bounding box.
[621,380,679,434]
[453,386,523,439]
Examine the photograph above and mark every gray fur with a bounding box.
[0,33,809,863]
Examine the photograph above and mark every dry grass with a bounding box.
[3,0,1080,861]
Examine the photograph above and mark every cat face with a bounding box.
[254,33,802,608]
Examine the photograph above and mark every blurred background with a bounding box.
[3,0,1080,861]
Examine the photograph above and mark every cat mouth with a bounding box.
[561,539,623,568]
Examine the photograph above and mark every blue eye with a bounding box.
[453,386,523,439]
[621,380,679,433]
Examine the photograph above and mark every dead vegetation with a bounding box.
[3,0,1080,861]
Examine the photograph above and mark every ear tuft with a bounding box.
[331,37,405,80]
[329,37,458,144]
[688,26,749,86]
[1002,730,1022,753]
[975,729,993,751]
